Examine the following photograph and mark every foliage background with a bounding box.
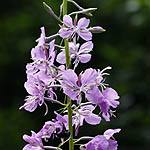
[0,0,149,149]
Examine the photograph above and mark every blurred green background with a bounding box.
[0,0,149,149]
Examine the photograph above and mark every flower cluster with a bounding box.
[20,1,121,150]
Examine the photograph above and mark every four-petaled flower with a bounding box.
[87,87,120,121]
[56,41,93,67]
[38,111,67,141]
[59,15,92,41]
[61,68,99,103]
[73,105,101,136]
[19,76,45,112]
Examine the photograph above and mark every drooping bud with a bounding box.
[43,2,62,23]
[89,26,106,33]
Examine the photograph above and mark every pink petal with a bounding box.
[103,88,120,100]
[64,89,79,101]
[102,112,110,122]
[85,113,101,125]
[108,139,118,150]
[79,54,91,63]
[24,82,38,95]
[56,51,66,64]
[31,47,46,60]
[81,68,98,86]
[81,105,95,112]
[108,99,120,108]
[104,129,121,140]
[62,69,78,87]
[63,15,73,27]
[37,26,46,47]
[69,42,78,52]
[49,39,55,56]
[79,41,93,51]
[20,98,38,112]
[77,18,90,28]
[79,30,92,41]
[59,28,72,38]
[86,87,103,104]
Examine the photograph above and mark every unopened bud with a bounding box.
[89,26,106,33]
[43,2,62,23]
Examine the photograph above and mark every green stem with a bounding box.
[63,1,74,150]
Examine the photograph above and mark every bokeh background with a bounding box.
[0,0,149,149]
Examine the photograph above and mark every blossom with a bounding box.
[61,68,99,103]
[80,129,121,150]
[73,105,101,135]
[99,88,120,121]
[56,41,93,66]
[29,39,56,76]
[38,112,67,141]
[31,27,46,61]
[19,76,45,112]
[26,27,56,83]
[39,121,62,141]
[31,27,55,64]
[86,87,120,121]
[23,131,43,150]
[59,15,92,41]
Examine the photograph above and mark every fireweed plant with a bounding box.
[20,0,121,150]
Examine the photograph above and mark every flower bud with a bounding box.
[89,26,106,33]
[43,2,62,23]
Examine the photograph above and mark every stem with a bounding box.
[63,1,74,150]
[43,146,62,150]
[44,97,66,106]
[67,97,73,150]
[73,102,93,111]
[73,136,93,144]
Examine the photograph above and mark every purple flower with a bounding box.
[38,112,67,141]
[29,39,56,74]
[23,131,43,150]
[31,27,55,63]
[27,27,56,82]
[56,41,93,66]
[87,87,120,121]
[61,68,99,103]
[31,27,46,61]
[39,121,60,141]
[59,15,92,41]
[80,128,121,150]
[19,76,45,112]
[99,88,120,121]
[73,105,101,135]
